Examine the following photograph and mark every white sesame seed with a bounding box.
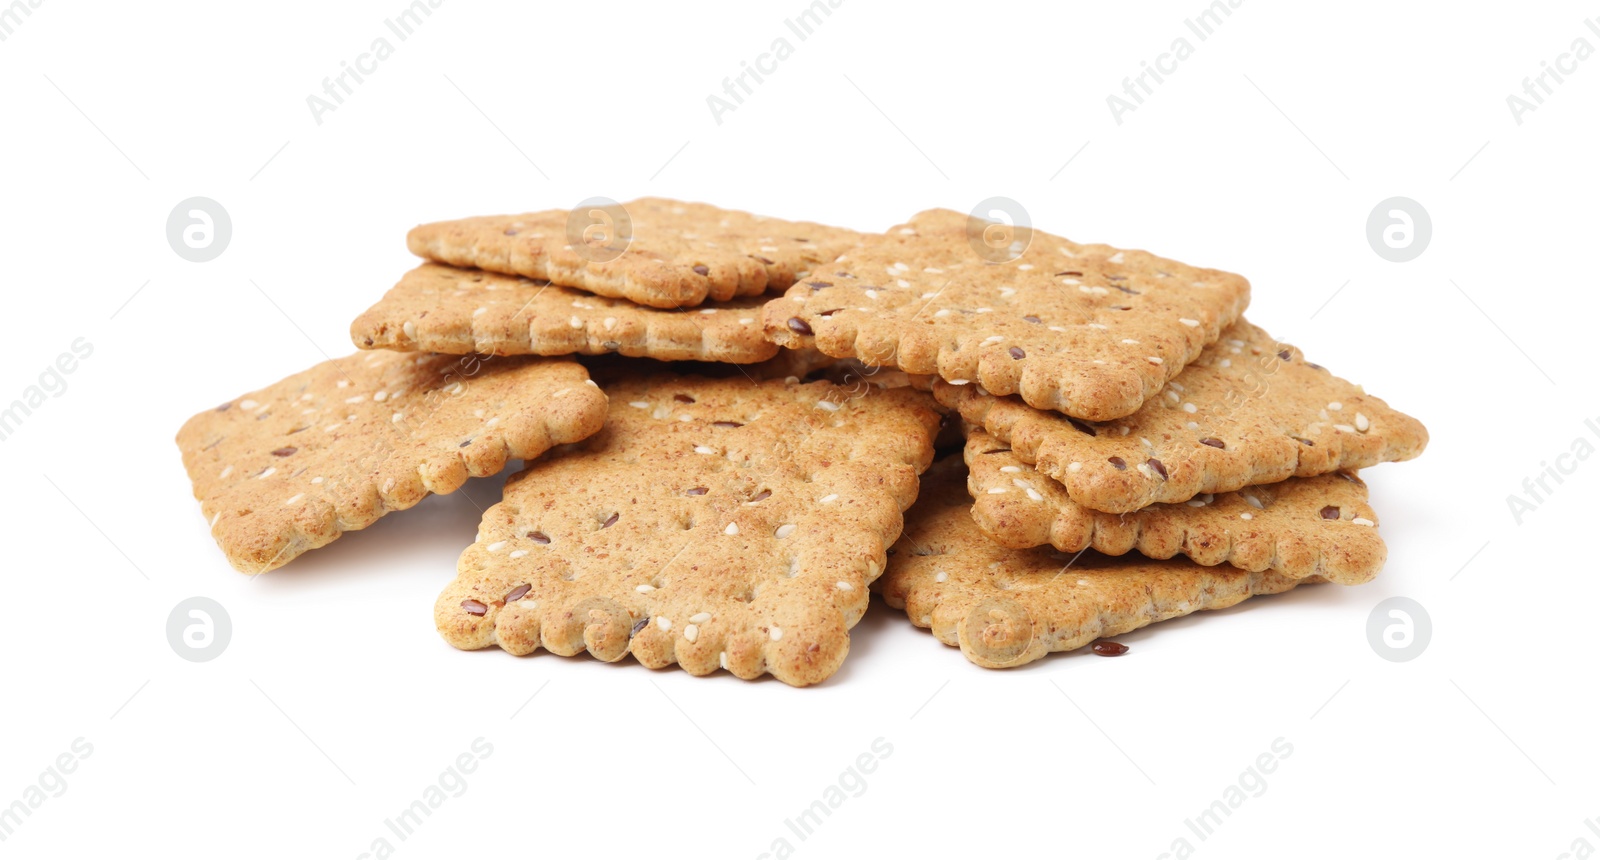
[1147,356,1163,365]
[510,550,529,559]
[1355,413,1370,432]
[1183,403,1197,413]
[975,307,993,313]
[1185,422,1199,430]
[836,581,853,591]
[987,487,1007,494]
[694,446,716,454]
[239,399,258,409]
[1243,494,1263,509]
[739,318,754,324]
[699,308,717,315]
[1352,517,1375,527]
[934,309,951,317]
[1179,318,1200,327]
[934,570,948,583]
[819,494,839,503]
[487,541,507,552]
[816,400,841,412]
[392,413,405,423]
[775,524,796,539]
[603,317,616,330]
[769,626,783,641]
[1219,359,1232,368]
[1334,424,1356,433]
[629,401,650,408]
[1108,252,1125,263]
[345,395,365,404]
[209,512,220,527]
[1328,402,1343,411]
[1068,462,1083,472]
[689,612,712,624]
[219,465,234,479]
[1187,499,1206,507]
[1000,465,1022,473]
[403,321,416,338]
[1241,512,1253,520]
[1026,488,1043,502]
[984,335,1005,343]
[657,617,671,631]
[636,584,655,593]
[683,624,699,643]
[258,467,276,479]
[949,379,970,385]
[285,493,303,505]
[373,391,388,402]
[724,522,739,536]
[473,307,487,317]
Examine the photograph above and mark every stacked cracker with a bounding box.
[177,200,1426,685]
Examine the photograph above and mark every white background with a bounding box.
[1,1,1595,857]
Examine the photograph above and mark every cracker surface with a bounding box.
[937,319,1428,512]
[762,208,1250,421]
[351,263,778,363]
[407,198,864,309]
[878,459,1315,669]
[177,352,607,574]
[434,374,941,686]
[964,430,1384,583]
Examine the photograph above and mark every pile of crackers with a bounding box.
[177,199,1427,686]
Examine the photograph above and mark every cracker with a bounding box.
[350,263,779,363]
[963,429,1384,584]
[877,458,1317,669]
[407,198,865,309]
[937,319,1429,512]
[761,208,1250,421]
[176,352,608,574]
[433,374,942,686]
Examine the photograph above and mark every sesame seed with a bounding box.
[689,612,712,624]
[1243,494,1263,509]
[934,571,948,583]
[1108,252,1125,263]
[473,307,487,317]
[657,617,672,631]
[209,512,220,527]
[392,413,404,423]
[987,487,1006,494]
[769,626,783,641]
[836,581,853,591]
[1025,488,1043,501]
[949,379,970,385]
[1328,402,1343,411]
[345,395,365,404]
[1067,462,1083,472]
[1219,359,1232,368]
[1240,512,1253,520]
[1000,465,1021,473]
[724,522,739,535]
[636,584,655,593]
[1187,499,1206,507]
[775,524,796,539]
[487,541,507,552]
[285,493,303,505]
[816,400,841,412]
[694,446,716,454]
[819,494,838,503]
[683,624,699,643]
[1355,413,1370,432]
[984,335,1005,343]
[934,309,951,317]
[739,318,754,324]
[1179,318,1199,327]
[403,321,416,338]
[1334,424,1356,433]
[699,308,717,315]
[258,467,276,479]
[1352,517,1375,527]
[240,399,258,409]
[1183,403,1197,413]
[1121,339,1139,345]
[1147,356,1163,365]
[629,401,650,408]
[219,465,234,479]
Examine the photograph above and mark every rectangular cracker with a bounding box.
[937,319,1429,512]
[407,198,865,309]
[351,263,779,364]
[433,374,942,687]
[762,208,1251,421]
[877,458,1316,669]
[963,429,1384,584]
[176,352,608,574]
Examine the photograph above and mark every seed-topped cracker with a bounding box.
[937,319,1428,513]
[761,208,1251,421]
[963,429,1384,584]
[350,263,779,364]
[877,458,1316,669]
[407,198,866,310]
[176,352,607,574]
[433,374,942,686]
